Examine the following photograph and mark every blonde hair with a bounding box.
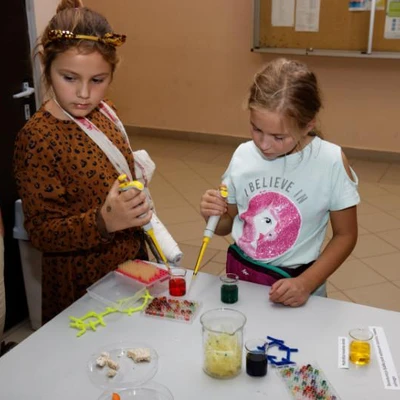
[248,58,322,137]
[37,0,121,91]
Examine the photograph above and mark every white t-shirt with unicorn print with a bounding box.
[222,136,360,269]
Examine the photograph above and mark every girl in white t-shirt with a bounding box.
[200,58,359,307]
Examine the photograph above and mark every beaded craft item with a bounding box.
[277,363,341,400]
[143,296,200,323]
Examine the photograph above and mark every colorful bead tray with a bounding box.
[142,296,201,324]
[276,363,341,400]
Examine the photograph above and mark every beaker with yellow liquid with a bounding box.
[349,328,373,366]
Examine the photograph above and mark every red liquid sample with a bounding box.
[169,277,186,296]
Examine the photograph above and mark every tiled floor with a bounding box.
[2,134,400,347]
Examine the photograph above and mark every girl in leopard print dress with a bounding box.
[14,0,150,323]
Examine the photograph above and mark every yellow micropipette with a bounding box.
[118,174,171,272]
[187,184,228,293]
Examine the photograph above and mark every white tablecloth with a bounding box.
[0,270,399,399]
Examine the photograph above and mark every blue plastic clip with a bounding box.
[265,336,298,366]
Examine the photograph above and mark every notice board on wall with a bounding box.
[255,0,400,55]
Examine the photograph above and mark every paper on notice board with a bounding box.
[295,0,321,32]
[349,1,385,11]
[387,0,400,16]
[384,0,400,38]
[272,0,295,27]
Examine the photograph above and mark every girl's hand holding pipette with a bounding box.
[200,186,236,237]
[100,179,152,233]
[200,189,228,218]
[200,184,238,236]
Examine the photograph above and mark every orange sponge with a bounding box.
[116,259,169,285]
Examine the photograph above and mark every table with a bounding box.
[0,270,399,399]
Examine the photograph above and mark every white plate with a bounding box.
[88,342,158,390]
[98,381,174,400]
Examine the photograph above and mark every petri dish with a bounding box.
[98,381,174,400]
[87,342,158,390]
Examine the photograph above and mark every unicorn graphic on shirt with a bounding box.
[238,191,301,260]
[252,207,279,242]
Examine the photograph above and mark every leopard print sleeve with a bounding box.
[13,113,114,252]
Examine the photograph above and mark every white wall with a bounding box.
[27,0,57,106]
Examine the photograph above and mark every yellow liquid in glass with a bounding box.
[350,340,371,365]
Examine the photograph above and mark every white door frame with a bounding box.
[25,0,42,109]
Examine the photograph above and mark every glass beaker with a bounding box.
[220,273,239,304]
[349,328,373,366]
[168,268,187,297]
[200,308,247,379]
[245,339,268,377]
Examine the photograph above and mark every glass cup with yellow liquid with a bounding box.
[349,328,374,366]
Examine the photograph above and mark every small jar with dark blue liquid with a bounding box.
[245,339,268,377]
